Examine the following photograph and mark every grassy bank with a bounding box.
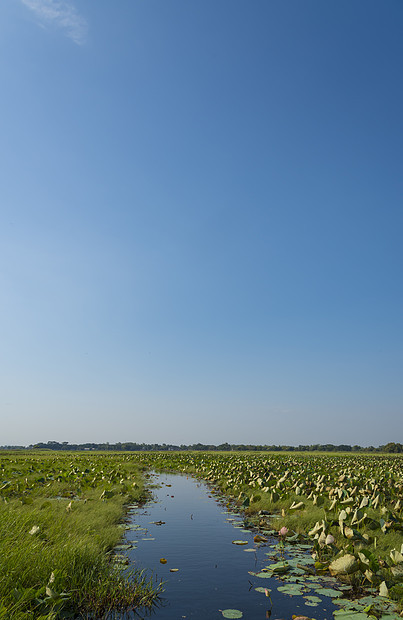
[0,451,162,619]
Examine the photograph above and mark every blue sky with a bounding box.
[1,0,402,447]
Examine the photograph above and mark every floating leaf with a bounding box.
[221,609,243,619]
[333,612,373,620]
[255,571,272,578]
[278,584,306,596]
[314,588,342,598]
[305,596,322,603]
[232,540,248,545]
[159,558,167,564]
[268,561,291,574]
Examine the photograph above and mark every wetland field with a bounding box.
[0,451,402,619]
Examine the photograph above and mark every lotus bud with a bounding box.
[279,526,288,536]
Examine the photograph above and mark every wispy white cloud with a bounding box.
[21,0,88,45]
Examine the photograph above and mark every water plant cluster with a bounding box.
[131,451,403,615]
[0,452,162,619]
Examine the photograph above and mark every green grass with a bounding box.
[0,452,162,619]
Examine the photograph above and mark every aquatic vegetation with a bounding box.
[221,609,243,618]
[1,449,402,618]
[129,451,403,613]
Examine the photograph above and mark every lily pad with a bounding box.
[232,540,248,545]
[314,588,342,598]
[334,600,363,610]
[305,596,322,603]
[255,571,272,578]
[333,612,374,620]
[221,609,243,619]
[278,584,306,596]
[267,561,291,573]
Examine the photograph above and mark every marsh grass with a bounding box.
[0,453,161,619]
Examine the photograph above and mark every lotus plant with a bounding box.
[278,526,288,560]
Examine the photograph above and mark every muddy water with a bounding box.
[123,472,338,620]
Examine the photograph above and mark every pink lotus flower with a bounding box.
[279,526,288,536]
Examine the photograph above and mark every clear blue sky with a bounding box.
[1,0,402,447]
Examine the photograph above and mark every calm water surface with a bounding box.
[123,472,338,620]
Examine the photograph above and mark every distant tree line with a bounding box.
[1,441,402,453]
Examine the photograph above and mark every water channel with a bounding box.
[121,472,342,620]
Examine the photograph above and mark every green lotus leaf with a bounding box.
[255,571,272,578]
[278,584,306,596]
[329,554,359,576]
[221,609,243,618]
[314,588,342,598]
[305,596,322,603]
[334,612,375,620]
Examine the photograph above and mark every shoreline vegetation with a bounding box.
[0,453,162,619]
[1,450,402,618]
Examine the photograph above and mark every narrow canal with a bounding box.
[122,472,341,620]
